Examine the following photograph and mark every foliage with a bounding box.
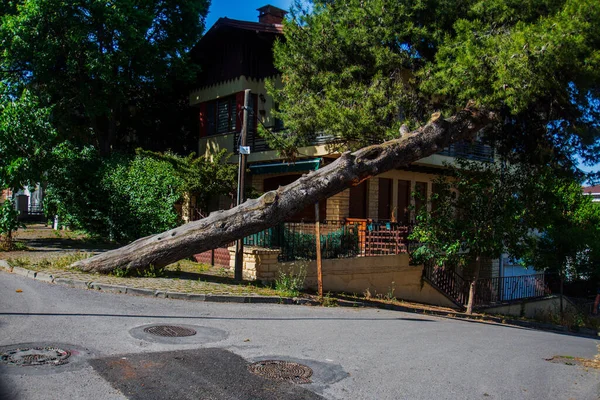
[0,86,57,191]
[0,199,24,248]
[0,0,209,154]
[136,149,237,212]
[410,159,534,274]
[270,0,599,178]
[521,180,600,281]
[44,146,235,242]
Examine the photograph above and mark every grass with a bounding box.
[7,252,92,271]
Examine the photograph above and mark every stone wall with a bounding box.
[326,189,350,221]
[367,178,379,219]
[228,246,281,281]
[232,246,458,308]
[482,296,578,319]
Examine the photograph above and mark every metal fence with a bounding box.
[424,264,550,307]
[475,273,548,305]
[438,142,494,162]
[243,220,413,261]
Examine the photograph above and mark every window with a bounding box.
[205,95,237,135]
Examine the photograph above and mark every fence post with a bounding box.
[315,203,323,298]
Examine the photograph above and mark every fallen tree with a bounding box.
[73,108,495,273]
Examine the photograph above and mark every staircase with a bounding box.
[422,264,469,309]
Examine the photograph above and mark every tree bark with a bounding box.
[73,108,495,274]
[466,255,481,315]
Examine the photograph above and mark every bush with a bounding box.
[45,146,183,242]
[0,199,24,250]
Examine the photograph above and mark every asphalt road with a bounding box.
[1,271,599,400]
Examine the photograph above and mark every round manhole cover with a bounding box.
[1,347,71,367]
[143,325,197,337]
[248,360,313,384]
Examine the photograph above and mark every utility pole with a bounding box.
[234,89,251,282]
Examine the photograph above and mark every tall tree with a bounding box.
[0,0,209,154]
[0,86,56,245]
[522,179,600,312]
[269,0,600,177]
[409,160,540,314]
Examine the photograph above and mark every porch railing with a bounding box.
[423,264,470,306]
[244,220,413,261]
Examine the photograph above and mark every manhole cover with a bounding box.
[143,325,197,337]
[248,360,313,384]
[1,347,71,367]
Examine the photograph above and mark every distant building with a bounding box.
[583,185,600,203]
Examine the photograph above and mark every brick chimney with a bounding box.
[257,5,287,25]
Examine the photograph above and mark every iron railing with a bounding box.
[244,220,361,261]
[475,273,548,305]
[243,220,414,261]
[437,142,494,162]
[423,264,470,306]
[424,264,550,307]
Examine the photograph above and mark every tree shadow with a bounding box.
[162,270,267,287]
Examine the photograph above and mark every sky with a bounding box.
[205,0,293,30]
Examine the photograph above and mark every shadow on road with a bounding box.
[0,311,436,322]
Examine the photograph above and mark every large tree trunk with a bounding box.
[73,108,495,274]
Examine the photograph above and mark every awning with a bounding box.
[249,159,321,175]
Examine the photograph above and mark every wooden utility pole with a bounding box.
[315,202,323,297]
[234,89,251,282]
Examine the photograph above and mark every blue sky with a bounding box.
[205,0,293,29]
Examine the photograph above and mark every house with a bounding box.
[188,5,551,311]
[583,185,600,203]
[2,185,45,221]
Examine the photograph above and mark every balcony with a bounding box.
[438,142,494,162]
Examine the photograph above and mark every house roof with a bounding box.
[204,17,283,38]
[583,185,600,194]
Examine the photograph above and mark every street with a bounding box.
[1,271,599,400]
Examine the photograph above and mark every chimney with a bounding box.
[257,5,287,25]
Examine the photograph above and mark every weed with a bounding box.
[47,253,92,270]
[216,267,230,277]
[385,282,396,302]
[7,257,31,268]
[112,267,129,278]
[137,265,166,278]
[363,288,372,300]
[322,292,338,307]
[174,262,182,273]
[274,263,306,297]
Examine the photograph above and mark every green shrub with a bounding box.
[274,263,307,297]
[0,200,24,250]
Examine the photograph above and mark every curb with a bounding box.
[2,262,598,338]
[0,262,312,306]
